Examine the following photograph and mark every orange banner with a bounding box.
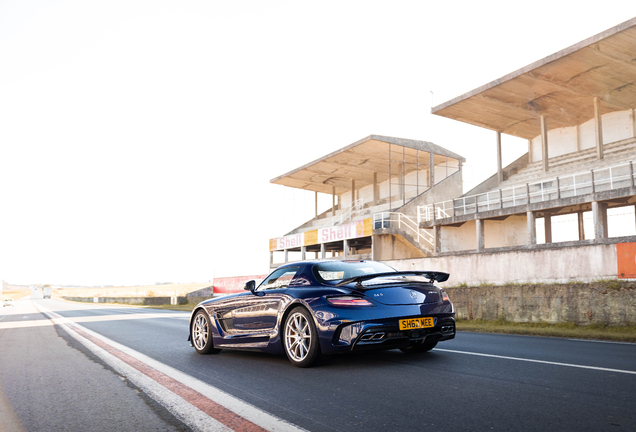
[617,242,636,278]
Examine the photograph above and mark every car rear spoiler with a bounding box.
[334,271,450,288]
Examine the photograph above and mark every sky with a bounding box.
[1,1,635,286]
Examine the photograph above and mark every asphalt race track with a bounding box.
[1,296,635,432]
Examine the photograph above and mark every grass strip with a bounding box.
[1,289,30,301]
[457,319,636,343]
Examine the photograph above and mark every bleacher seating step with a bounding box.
[497,139,636,190]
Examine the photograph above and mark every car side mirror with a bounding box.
[244,280,256,292]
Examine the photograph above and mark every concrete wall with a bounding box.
[447,283,636,325]
[440,221,477,252]
[464,153,529,197]
[604,110,634,144]
[396,169,463,218]
[530,108,636,163]
[485,215,528,248]
[373,234,425,261]
[436,214,531,254]
[386,243,618,285]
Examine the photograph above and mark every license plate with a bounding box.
[399,317,435,330]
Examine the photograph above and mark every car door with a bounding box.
[216,267,300,341]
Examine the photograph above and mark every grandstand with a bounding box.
[269,135,464,266]
[269,17,636,284]
[422,17,636,256]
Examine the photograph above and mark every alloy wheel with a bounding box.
[192,313,209,351]
[285,311,311,362]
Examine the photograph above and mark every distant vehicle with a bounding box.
[188,260,456,367]
[3,298,15,307]
[43,285,52,299]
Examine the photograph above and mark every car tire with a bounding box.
[400,340,438,354]
[283,307,322,368]
[191,310,221,355]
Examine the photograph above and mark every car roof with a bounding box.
[278,259,374,268]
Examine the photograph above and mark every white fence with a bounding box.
[418,161,634,222]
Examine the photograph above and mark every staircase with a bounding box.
[373,212,434,256]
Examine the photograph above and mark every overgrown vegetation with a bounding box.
[457,318,636,342]
[448,278,634,290]
[592,279,624,290]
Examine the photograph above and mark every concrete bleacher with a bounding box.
[497,138,636,190]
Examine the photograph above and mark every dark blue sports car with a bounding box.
[188,260,455,367]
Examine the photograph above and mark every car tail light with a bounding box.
[441,290,450,302]
[326,296,374,307]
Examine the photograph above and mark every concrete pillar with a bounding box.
[301,246,306,261]
[496,132,503,184]
[630,108,636,138]
[284,249,289,263]
[592,201,608,240]
[332,186,336,216]
[351,179,356,207]
[388,143,392,211]
[527,211,536,245]
[416,150,420,195]
[402,146,406,204]
[544,214,552,244]
[528,139,533,163]
[314,192,318,218]
[577,211,585,240]
[343,239,349,258]
[398,163,404,204]
[575,125,581,152]
[270,251,274,265]
[429,152,435,187]
[433,225,441,254]
[320,243,326,259]
[373,172,378,205]
[594,97,604,160]
[476,219,485,252]
[540,115,549,172]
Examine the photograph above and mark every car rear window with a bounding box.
[313,261,396,284]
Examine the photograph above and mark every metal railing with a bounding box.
[418,161,635,223]
[373,212,434,250]
[328,199,365,227]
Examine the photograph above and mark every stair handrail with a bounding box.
[327,198,365,227]
[373,212,434,250]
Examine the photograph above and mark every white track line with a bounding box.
[36,303,307,432]
[436,348,636,375]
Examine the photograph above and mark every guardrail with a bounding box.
[418,161,635,222]
[373,212,434,250]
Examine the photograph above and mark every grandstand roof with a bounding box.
[270,135,465,195]
[432,17,636,140]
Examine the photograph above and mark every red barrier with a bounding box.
[213,275,268,294]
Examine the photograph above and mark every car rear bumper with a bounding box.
[325,315,455,353]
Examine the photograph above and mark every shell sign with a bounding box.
[270,218,372,251]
